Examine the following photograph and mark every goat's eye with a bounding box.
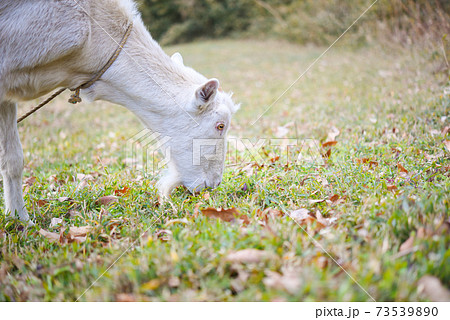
[216,122,225,131]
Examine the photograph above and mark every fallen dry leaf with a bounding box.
[316,210,337,227]
[322,141,338,148]
[96,195,119,205]
[230,267,249,293]
[201,207,250,225]
[154,229,172,242]
[387,185,397,191]
[270,155,280,163]
[76,173,94,181]
[114,186,130,196]
[257,208,284,223]
[263,268,302,294]
[24,176,36,186]
[326,126,340,142]
[225,249,276,264]
[168,276,180,288]
[193,202,203,218]
[39,226,92,244]
[141,279,161,291]
[37,199,48,207]
[290,208,315,224]
[329,194,340,203]
[68,226,92,237]
[397,163,409,174]
[369,160,378,167]
[115,293,136,302]
[322,148,331,158]
[418,275,450,301]
[98,207,108,221]
[399,235,414,253]
[39,229,60,243]
[309,198,326,205]
[50,218,63,227]
[165,218,189,227]
[355,158,370,164]
[202,192,210,200]
[290,209,335,230]
[314,256,329,269]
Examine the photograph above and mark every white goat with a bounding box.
[0,0,239,222]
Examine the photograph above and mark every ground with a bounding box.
[0,39,449,301]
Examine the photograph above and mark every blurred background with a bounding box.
[136,0,449,47]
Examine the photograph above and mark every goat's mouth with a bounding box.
[186,180,206,194]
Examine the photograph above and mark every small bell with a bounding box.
[68,88,82,104]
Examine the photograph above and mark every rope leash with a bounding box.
[17,22,133,124]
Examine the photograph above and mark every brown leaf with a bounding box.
[39,229,60,243]
[165,218,189,227]
[313,256,328,269]
[263,268,302,294]
[329,194,340,203]
[322,141,337,148]
[418,275,450,301]
[115,293,136,302]
[257,208,284,223]
[387,185,397,191]
[202,192,210,200]
[399,235,414,253]
[316,210,337,227]
[270,155,280,163]
[397,163,409,174]
[24,176,36,186]
[168,276,180,288]
[193,202,203,218]
[369,161,378,167]
[37,199,48,207]
[290,208,315,224]
[68,226,92,237]
[154,229,172,242]
[98,207,108,221]
[225,249,276,264]
[96,195,119,205]
[322,148,331,158]
[355,157,370,164]
[230,266,249,293]
[308,198,326,205]
[39,226,92,245]
[201,207,250,225]
[50,218,63,227]
[114,186,130,196]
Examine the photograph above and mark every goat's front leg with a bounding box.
[0,100,30,222]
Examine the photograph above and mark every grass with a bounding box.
[0,39,449,301]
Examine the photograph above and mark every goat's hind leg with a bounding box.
[0,100,30,222]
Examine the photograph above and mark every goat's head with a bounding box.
[155,53,240,197]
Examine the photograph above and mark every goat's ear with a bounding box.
[171,52,184,66]
[194,79,219,109]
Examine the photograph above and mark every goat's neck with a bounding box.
[92,23,200,120]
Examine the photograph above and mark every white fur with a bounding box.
[0,0,239,221]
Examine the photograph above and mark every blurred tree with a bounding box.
[136,0,450,46]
